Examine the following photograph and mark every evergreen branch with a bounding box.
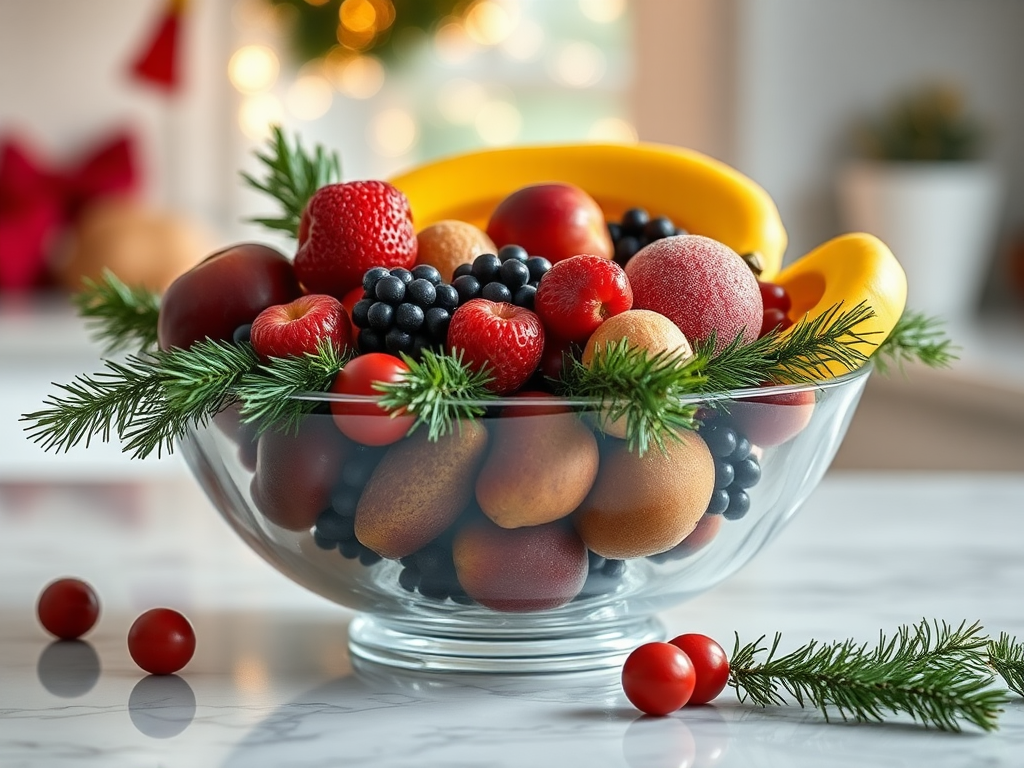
[989,633,1024,697]
[240,125,341,237]
[729,620,1006,732]
[235,340,352,434]
[22,340,258,459]
[558,339,705,455]
[72,270,161,353]
[873,309,958,375]
[375,349,496,441]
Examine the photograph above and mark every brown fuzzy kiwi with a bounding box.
[574,433,715,559]
[355,421,489,559]
[416,220,496,283]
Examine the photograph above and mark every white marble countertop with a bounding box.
[1,471,1023,767]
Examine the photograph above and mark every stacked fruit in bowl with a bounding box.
[32,136,911,672]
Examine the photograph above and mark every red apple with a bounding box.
[250,294,351,361]
[157,244,301,350]
[626,235,762,355]
[729,388,816,446]
[486,183,613,264]
[534,255,632,343]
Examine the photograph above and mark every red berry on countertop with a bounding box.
[295,180,418,299]
[250,294,351,360]
[668,633,731,705]
[534,255,633,343]
[621,642,697,716]
[37,578,100,640]
[447,299,545,395]
[128,608,196,676]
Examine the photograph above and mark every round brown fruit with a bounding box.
[626,235,762,356]
[453,517,588,612]
[157,243,301,350]
[574,434,715,559]
[416,220,496,283]
[475,394,599,529]
[729,389,815,446]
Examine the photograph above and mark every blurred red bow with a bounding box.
[0,133,138,291]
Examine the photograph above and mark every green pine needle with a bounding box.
[873,309,958,375]
[989,633,1024,697]
[22,340,258,459]
[729,619,1007,732]
[72,270,161,353]
[558,339,705,456]
[235,340,353,434]
[375,349,496,441]
[240,125,341,237]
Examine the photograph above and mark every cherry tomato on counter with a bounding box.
[621,642,696,716]
[669,633,731,705]
[37,578,100,640]
[128,608,196,675]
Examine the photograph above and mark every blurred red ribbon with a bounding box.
[130,0,190,92]
[0,133,138,291]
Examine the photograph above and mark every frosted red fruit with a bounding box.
[625,235,763,355]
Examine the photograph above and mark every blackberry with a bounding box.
[699,421,760,521]
[353,265,458,358]
[608,207,687,267]
[313,445,388,564]
[576,550,626,599]
[451,246,551,310]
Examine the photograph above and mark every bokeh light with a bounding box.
[370,107,419,156]
[339,0,377,33]
[328,53,386,99]
[286,74,334,120]
[499,17,544,61]
[465,0,518,47]
[239,94,284,140]
[549,41,606,88]
[437,78,488,124]
[434,19,479,64]
[578,0,626,24]
[475,100,522,146]
[587,117,638,143]
[228,45,280,93]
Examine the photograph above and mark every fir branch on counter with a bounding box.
[241,125,341,237]
[72,270,161,353]
[235,341,352,434]
[22,340,258,459]
[728,620,1006,732]
[558,340,705,456]
[375,349,496,441]
[873,309,958,375]
[989,633,1024,698]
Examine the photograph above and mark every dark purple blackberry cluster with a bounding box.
[576,551,625,599]
[608,207,687,267]
[451,245,551,310]
[312,445,387,565]
[700,422,761,520]
[351,265,460,359]
[398,536,473,604]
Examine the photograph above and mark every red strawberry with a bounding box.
[534,254,632,343]
[250,294,351,360]
[294,181,417,298]
[447,299,545,395]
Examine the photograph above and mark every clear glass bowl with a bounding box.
[181,365,871,673]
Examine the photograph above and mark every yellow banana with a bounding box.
[388,143,788,279]
[776,233,907,376]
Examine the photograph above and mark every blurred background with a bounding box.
[1,0,1022,480]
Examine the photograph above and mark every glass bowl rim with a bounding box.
[286,361,873,408]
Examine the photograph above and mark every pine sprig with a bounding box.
[240,125,341,236]
[729,620,1007,732]
[235,340,352,434]
[873,309,958,375]
[375,349,496,441]
[22,340,258,459]
[558,339,706,455]
[72,270,161,353]
[988,633,1024,697]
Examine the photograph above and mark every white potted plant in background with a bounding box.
[837,84,1003,320]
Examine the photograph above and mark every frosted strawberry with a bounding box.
[447,299,545,395]
[294,181,417,298]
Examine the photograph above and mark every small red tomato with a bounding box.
[758,280,791,313]
[128,608,196,675]
[37,578,100,640]
[669,633,730,705]
[621,642,696,716]
[330,353,415,446]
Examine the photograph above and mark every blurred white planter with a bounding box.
[837,162,1003,319]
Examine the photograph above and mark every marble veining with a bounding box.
[1,472,1022,767]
